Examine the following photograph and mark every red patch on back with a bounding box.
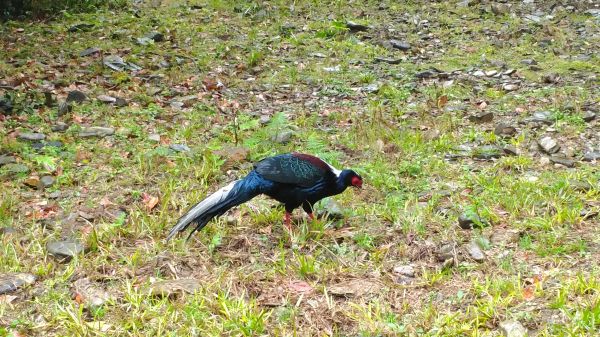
[292,153,330,171]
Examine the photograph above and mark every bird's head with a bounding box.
[340,169,363,189]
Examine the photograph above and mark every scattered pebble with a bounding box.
[494,123,517,137]
[149,279,201,298]
[170,144,190,152]
[47,240,85,261]
[469,111,494,123]
[437,242,456,262]
[97,95,117,103]
[18,132,46,141]
[583,151,600,161]
[4,163,30,175]
[272,130,293,144]
[538,136,560,154]
[0,273,37,295]
[23,176,41,189]
[582,111,596,122]
[40,175,56,188]
[0,155,16,167]
[390,39,411,51]
[499,320,528,337]
[79,47,101,57]
[79,127,115,138]
[148,133,161,142]
[467,242,485,262]
[328,279,381,297]
[502,83,519,91]
[73,278,112,308]
[346,21,370,32]
[393,264,415,277]
[66,90,87,103]
[550,156,575,168]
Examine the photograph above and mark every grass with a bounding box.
[1,0,599,336]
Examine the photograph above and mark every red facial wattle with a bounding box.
[351,176,362,188]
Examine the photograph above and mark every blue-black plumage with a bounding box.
[167,152,362,240]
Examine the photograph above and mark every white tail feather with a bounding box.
[169,180,239,237]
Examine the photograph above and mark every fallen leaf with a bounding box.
[523,285,534,300]
[437,95,448,108]
[288,280,313,294]
[142,193,159,211]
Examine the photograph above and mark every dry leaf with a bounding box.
[437,95,448,108]
[523,285,534,300]
[142,193,159,211]
[288,280,313,294]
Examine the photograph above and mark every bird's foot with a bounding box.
[284,211,292,232]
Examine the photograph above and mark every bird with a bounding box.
[167,152,362,240]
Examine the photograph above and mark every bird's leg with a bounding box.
[284,211,292,231]
[308,213,315,221]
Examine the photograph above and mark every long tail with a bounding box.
[167,177,261,241]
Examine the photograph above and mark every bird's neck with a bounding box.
[333,176,348,194]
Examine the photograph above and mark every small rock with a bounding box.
[47,240,85,261]
[170,144,191,152]
[364,83,380,93]
[491,3,509,15]
[503,146,518,156]
[45,141,63,148]
[467,242,485,262]
[148,133,161,142]
[51,122,69,132]
[73,278,112,308]
[79,47,101,57]
[469,111,494,123]
[79,127,115,138]
[346,21,370,32]
[542,73,560,84]
[58,101,71,116]
[323,65,341,72]
[502,83,519,91]
[458,212,487,229]
[0,227,17,235]
[499,320,528,337]
[494,123,517,137]
[68,23,94,32]
[115,97,128,107]
[18,132,46,141]
[328,279,381,297]
[473,145,502,160]
[538,136,560,154]
[97,95,117,103]
[529,111,553,124]
[583,111,596,122]
[40,175,55,188]
[149,279,201,298]
[415,69,440,79]
[374,57,402,64]
[550,156,575,168]
[272,130,293,144]
[485,70,498,76]
[520,59,537,66]
[569,180,592,192]
[47,190,61,199]
[490,229,520,246]
[473,70,485,77]
[390,39,411,51]
[259,115,271,124]
[66,90,87,103]
[583,151,600,162]
[146,31,165,42]
[437,242,456,262]
[318,199,345,220]
[0,155,16,167]
[392,264,415,277]
[0,273,37,294]
[4,163,29,175]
